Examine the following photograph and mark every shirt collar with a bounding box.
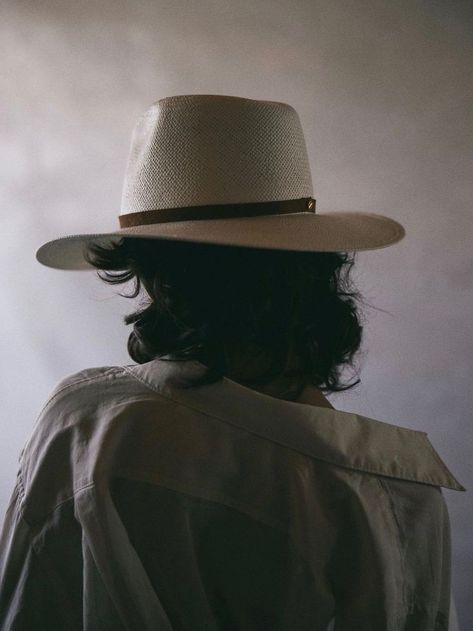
[124,357,465,492]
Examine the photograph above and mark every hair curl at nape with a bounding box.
[84,237,368,399]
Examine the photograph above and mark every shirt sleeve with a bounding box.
[378,479,452,631]
[327,477,451,631]
[0,481,81,631]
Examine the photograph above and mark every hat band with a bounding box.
[119,197,316,228]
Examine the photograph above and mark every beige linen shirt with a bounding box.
[0,357,465,630]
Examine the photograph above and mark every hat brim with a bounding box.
[36,212,405,271]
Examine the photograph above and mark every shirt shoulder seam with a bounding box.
[36,367,123,417]
[375,478,409,614]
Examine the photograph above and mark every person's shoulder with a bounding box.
[40,363,147,411]
[50,364,123,394]
[24,365,145,441]
[18,364,150,467]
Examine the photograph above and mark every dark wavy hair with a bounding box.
[84,237,367,399]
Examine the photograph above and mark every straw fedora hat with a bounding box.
[36,94,405,270]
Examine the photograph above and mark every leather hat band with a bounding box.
[119,197,316,228]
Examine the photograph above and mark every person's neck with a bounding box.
[293,383,334,409]
[247,379,334,409]
[224,351,334,409]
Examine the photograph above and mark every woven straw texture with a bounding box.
[121,95,313,214]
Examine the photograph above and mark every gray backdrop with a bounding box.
[1,0,472,627]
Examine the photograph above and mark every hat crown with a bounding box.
[35,93,405,271]
[120,94,313,215]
